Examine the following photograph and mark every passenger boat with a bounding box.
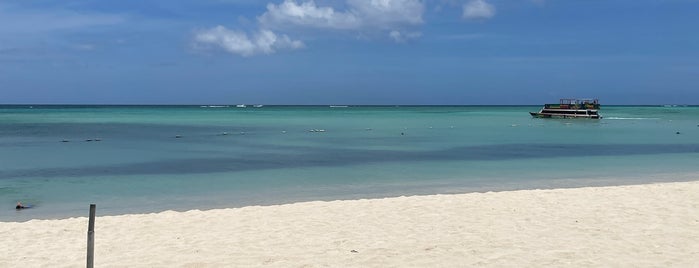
[530,98,601,119]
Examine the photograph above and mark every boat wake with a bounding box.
[605,117,660,120]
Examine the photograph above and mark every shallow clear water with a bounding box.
[1,105,698,221]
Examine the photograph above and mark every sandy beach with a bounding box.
[2,181,698,267]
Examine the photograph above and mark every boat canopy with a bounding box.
[544,98,600,110]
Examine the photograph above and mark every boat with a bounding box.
[530,98,601,119]
[236,104,246,108]
[201,105,229,108]
[253,104,264,108]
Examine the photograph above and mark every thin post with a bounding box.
[87,204,96,268]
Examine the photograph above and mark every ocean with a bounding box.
[1,105,698,221]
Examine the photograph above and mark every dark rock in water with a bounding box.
[175,135,182,138]
[61,139,69,143]
[85,139,93,142]
[676,132,681,135]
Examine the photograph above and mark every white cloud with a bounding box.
[258,0,361,29]
[463,0,495,20]
[194,26,304,57]
[195,0,426,56]
[259,0,424,32]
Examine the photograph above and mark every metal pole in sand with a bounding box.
[87,204,96,268]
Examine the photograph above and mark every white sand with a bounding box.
[2,181,699,267]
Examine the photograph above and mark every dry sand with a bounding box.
[2,181,699,267]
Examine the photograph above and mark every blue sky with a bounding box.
[1,0,697,105]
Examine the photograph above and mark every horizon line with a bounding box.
[1,103,697,107]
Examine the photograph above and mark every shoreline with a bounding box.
[2,180,698,267]
[5,171,699,222]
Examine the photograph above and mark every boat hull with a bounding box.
[529,112,601,119]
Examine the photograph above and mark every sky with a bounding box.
[0,0,698,105]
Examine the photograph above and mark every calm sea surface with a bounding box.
[1,105,698,221]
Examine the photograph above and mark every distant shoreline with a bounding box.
[2,104,698,107]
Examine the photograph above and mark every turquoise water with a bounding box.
[1,105,698,221]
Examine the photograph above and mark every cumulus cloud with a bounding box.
[193,26,304,57]
[195,0,426,56]
[462,0,495,20]
[259,0,424,32]
[258,0,361,29]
